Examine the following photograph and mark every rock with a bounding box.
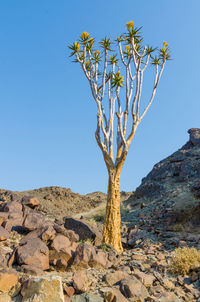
[104,289,129,302]
[73,271,88,293]
[20,225,56,245]
[23,212,46,231]
[155,291,181,302]
[21,264,44,276]
[133,270,155,288]
[2,201,22,213]
[73,244,110,269]
[64,218,102,244]
[0,247,14,268]
[0,294,12,302]
[54,224,79,242]
[50,234,77,268]
[188,128,200,146]
[0,226,10,241]
[21,276,64,302]
[0,270,19,294]
[128,228,149,247]
[17,238,49,270]
[71,293,103,302]
[104,270,129,286]
[21,196,40,208]
[64,286,75,298]
[0,213,9,225]
[120,277,149,301]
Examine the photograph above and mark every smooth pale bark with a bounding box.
[103,169,123,253]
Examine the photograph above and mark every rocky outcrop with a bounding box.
[126,128,200,225]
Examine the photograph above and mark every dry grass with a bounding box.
[169,247,200,275]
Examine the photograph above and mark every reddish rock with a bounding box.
[0,212,9,225]
[23,212,46,231]
[64,286,75,297]
[133,270,156,288]
[73,243,110,269]
[50,234,77,268]
[54,224,79,242]
[0,247,14,267]
[21,264,44,275]
[104,288,129,302]
[73,270,89,293]
[17,238,49,270]
[21,195,40,208]
[2,201,22,213]
[20,225,56,245]
[120,277,149,301]
[0,226,10,241]
[104,270,129,286]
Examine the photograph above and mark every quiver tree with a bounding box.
[68,21,170,253]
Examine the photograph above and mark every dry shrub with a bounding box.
[172,223,185,232]
[169,247,200,275]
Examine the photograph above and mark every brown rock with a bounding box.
[23,212,46,231]
[20,225,56,245]
[104,270,129,286]
[0,226,10,241]
[155,291,180,301]
[64,286,75,298]
[21,276,64,302]
[21,264,44,275]
[2,201,22,213]
[0,270,19,294]
[73,244,110,269]
[0,247,14,268]
[64,218,102,244]
[54,224,79,242]
[21,196,40,208]
[17,238,49,270]
[50,234,77,268]
[120,277,149,301]
[73,270,89,293]
[0,213,9,225]
[104,288,129,302]
[133,270,155,288]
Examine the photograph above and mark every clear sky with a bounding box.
[0,0,199,194]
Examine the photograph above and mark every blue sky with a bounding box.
[0,0,199,194]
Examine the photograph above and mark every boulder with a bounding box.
[73,243,110,269]
[0,226,10,241]
[104,270,129,286]
[120,277,149,301]
[0,213,9,225]
[50,234,77,269]
[21,276,64,302]
[73,270,89,293]
[20,225,56,245]
[21,196,40,208]
[54,224,79,242]
[104,289,129,302]
[2,201,22,213]
[64,218,102,244]
[23,212,46,231]
[155,291,181,302]
[0,247,14,268]
[0,270,19,294]
[17,238,49,270]
[71,293,103,302]
[133,270,156,288]
[188,128,200,146]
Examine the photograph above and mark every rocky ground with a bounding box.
[0,128,200,302]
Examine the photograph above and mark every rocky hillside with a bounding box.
[124,128,200,227]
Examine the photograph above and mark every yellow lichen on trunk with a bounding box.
[103,169,123,253]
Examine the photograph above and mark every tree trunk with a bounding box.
[103,169,123,253]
